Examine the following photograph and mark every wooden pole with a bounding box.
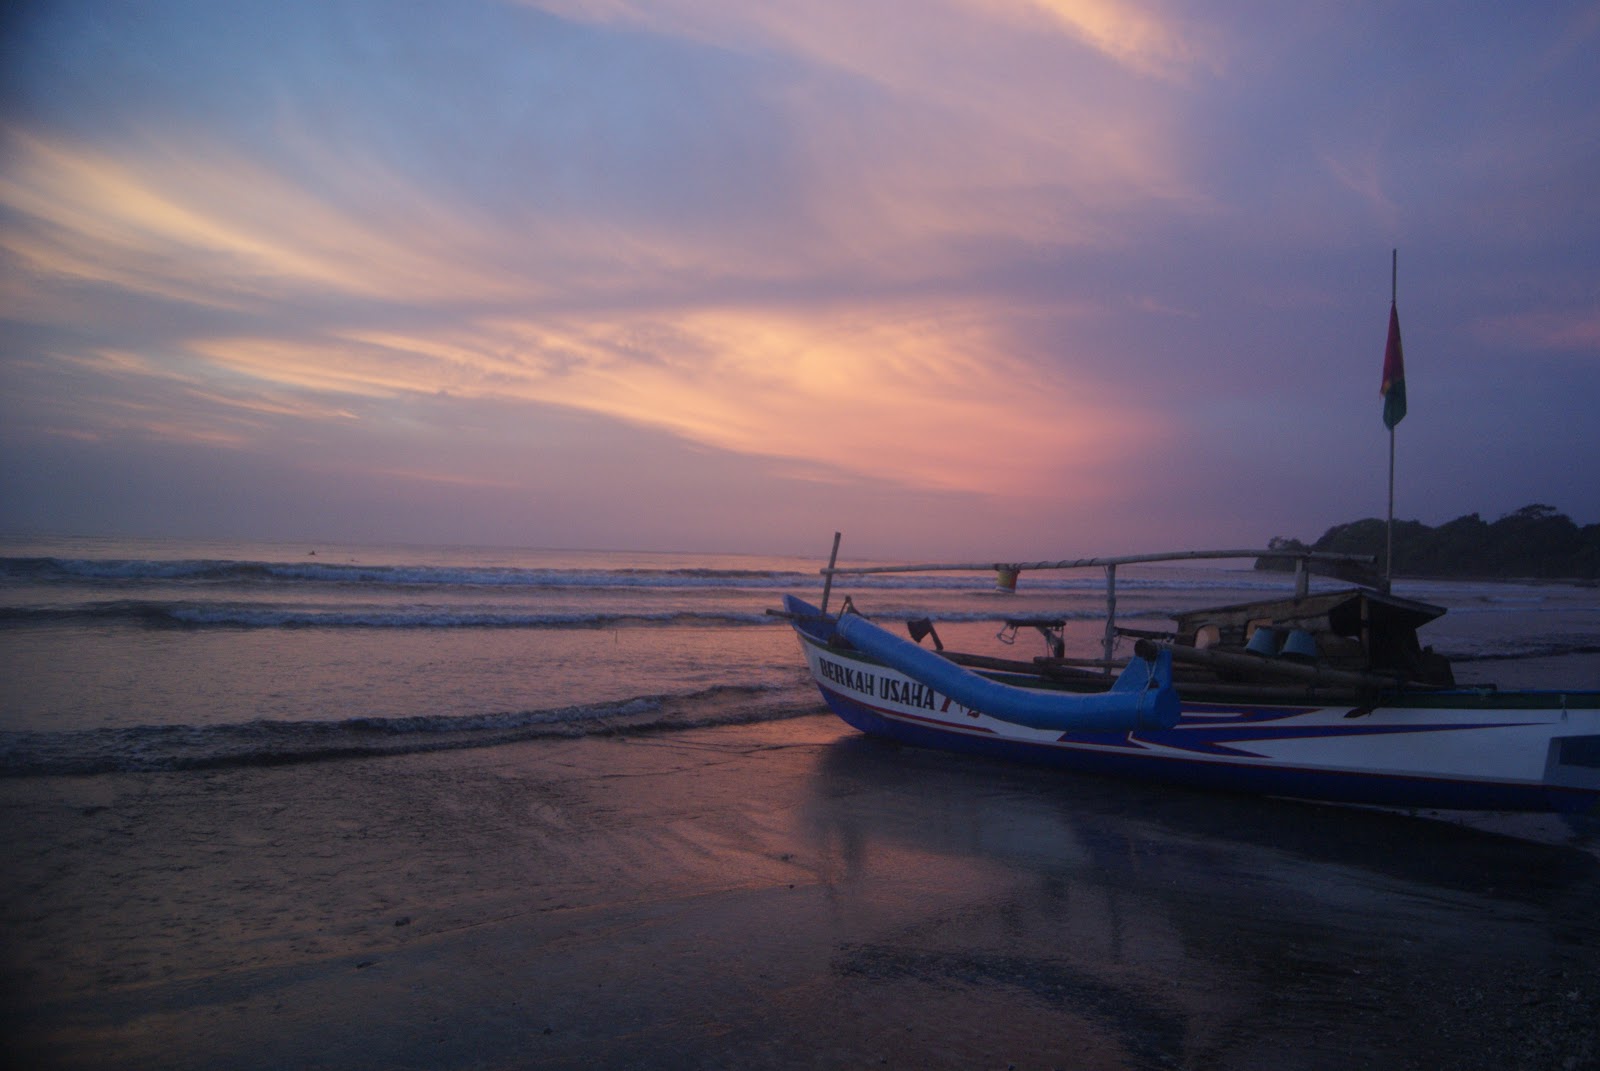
[1386,428,1395,592]
[1101,564,1118,672]
[819,531,842,614]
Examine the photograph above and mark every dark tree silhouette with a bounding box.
[1258,505,1600,579]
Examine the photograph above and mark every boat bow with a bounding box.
[833,608,1180,733]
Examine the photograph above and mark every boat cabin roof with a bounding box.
[1172,587,1446,639]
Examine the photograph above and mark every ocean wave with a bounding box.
[0,601,780,630]
[1440,602,1600,615]
[0,682,823,776]
[1444,640,1600,663]
[0,556,818,590]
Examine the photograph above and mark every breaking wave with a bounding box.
[0,601,776,630]
[0,682,822,777]
[1446,640,1600,663]
[0,556,815,590]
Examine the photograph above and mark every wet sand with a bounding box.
[3,713,1597,1071]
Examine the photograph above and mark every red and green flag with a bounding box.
[1381,301,1407,429]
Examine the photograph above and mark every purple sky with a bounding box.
[2,1,1597,558]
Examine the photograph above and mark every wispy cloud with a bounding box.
[976,0,1226,80]
[0,130,547,308]
[179,300,1166,496]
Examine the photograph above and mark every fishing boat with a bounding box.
[779,542,1600,814]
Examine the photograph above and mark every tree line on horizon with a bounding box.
[1258,504,1600,580]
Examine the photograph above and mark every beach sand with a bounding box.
[3,713,1597,1071]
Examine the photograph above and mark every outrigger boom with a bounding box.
[816,542,1379,668]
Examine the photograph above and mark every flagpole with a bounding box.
[1386,249,1397,592]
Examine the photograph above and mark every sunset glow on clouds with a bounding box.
[2,0,1597,555]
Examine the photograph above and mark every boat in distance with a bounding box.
[778,544,1600,814]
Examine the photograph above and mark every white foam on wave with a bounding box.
[4,556,815,590]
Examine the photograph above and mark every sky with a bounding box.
[2,0,1597,559]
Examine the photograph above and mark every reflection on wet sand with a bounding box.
[802,734,1600,1069]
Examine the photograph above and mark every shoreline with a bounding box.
[4,714,1597,1070]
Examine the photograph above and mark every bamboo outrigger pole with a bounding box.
[819,547,1375,668]
[819,531,842,614]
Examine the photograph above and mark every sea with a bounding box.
[3,535,1598,777]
